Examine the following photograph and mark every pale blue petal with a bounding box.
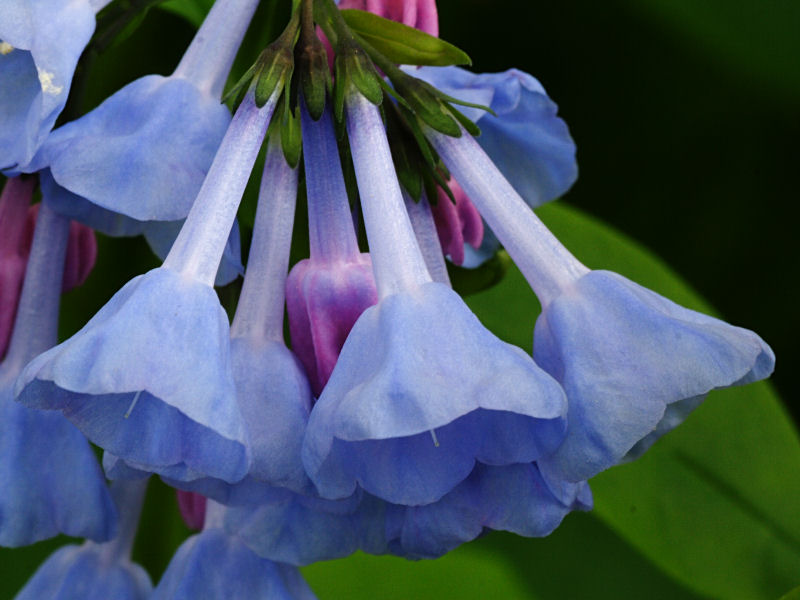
[535,270,775,482]
[16,267,250,483]
[152,528,317,600]
[0,0,95,172]
[303,282,566,505]
[0,372,116,547]
[15,544,152,600]
[35,75,230,222]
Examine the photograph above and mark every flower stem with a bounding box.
[231,140,299,342]
[301,102,360,262]
[426,126,588,305]
[163,90,278,286]
[345,91,431,298]
[3,200,69,370]
[173,0,261,98]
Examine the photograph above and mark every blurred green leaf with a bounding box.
[618,0,800,98]
[466,202,800,599]
[341,9,471,66]
[781,585,800,600]
[302,546,530,600]
[159,0,214,27]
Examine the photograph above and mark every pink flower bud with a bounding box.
[176,490,207,530]
[338,0,439,37]
[286,254,378,396]
[431,178,484,266]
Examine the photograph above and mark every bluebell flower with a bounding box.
[15,480,152,600]
[0,0,100,173]
[286,103,378,396]
[411,66,578,266]
[1,200,115,547]
[15,90,281,484]
[151,139,314,502]
[385,462,591,559]
[301,90,568,507]
[24,0,261,233]
[153,501,318,600]
[427,124,775,482]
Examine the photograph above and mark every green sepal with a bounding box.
[392,75,461,136]
[254,45,295,107]
[281,103,302,168]
[340,9,471,67]
[337,40,383,106]
[446,104,481,137]
[299,39,331,120]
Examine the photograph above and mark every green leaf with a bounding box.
[301,546,530,599]
[465,202,800,600]
[340,9,471,66]
[619,0,800,99]
[781,585,800,600]
[158,0,213,27]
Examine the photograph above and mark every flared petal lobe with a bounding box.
[302,281,567,505]
[386,462,591,559]
[30,75,231,224]
[14,543,152,600]
[15,267,250,483]
[0,374,116,547]
[535,270,775,482]
[0,0,95,172]
[151,528,317,600]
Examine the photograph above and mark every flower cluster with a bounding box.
[1,0,774,597]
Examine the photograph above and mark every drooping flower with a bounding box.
[427,123,775,482]
[0,0,105,173]
[412,65,578,266]
[156,137,314,503]
[25,0,260,235]
[1,200,115,547]
[301,89,569,507]
[15,89,281,484]
[152,501,318,600]
[14,480,152,600]
[286,103,378,396]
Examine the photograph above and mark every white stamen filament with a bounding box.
[124,391,142,419]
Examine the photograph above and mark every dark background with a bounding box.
[436,0,798,422]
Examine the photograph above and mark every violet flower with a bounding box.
[427,125,775,482]
[26,0,260,235]
[153,501,318,600]
[14,480,152,600]
[1,200,115,547]
[15,90,281,484]
[301,90,568,507]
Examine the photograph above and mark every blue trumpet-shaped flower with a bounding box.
[427,123,775,482]
[16,90,281,484]
[25,0,260,234]
[1,201,115,546]
[153,502,317,599]
[15,480,152,600]
[301,91,568,507]
[0,0,97,173]
[151,140,314,502]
